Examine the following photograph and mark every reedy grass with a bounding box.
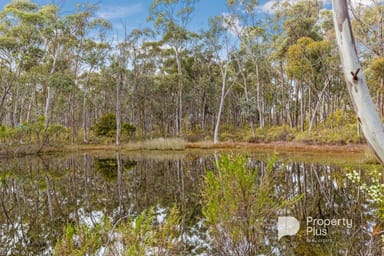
[135,137,187,150]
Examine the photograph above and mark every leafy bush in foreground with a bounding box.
[54,206,182,256]
[202,155,295,256]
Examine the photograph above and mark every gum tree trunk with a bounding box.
[332,0,384,163]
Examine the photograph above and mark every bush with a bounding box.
[295,123,363,145]
[54,206,183,255]
[94,113,116,136]
[122,122,136,138]
[346,167,384,228]
[94,113,136,138]
[247,125,294,143]
[201,154,297,255]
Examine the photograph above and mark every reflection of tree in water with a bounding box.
[0,154,381,255]
[93,157,137,181]
[0,153,209,255]
[273,162,381,255]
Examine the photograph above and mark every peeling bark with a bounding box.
[332,0,384,163]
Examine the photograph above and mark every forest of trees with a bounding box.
[0,0,383,145]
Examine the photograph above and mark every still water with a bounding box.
[0,150,382,255]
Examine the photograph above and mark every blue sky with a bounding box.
[0,0,379,35]
[0,0,228,31]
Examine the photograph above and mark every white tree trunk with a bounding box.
[332,0,384,163]
[83,89,88,143]
[44,44,60,127]
[116,73,122,146]
[214,69,227,144]
[174,48,183,136]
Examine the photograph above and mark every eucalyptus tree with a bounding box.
[148,0,199,136]
[272,0,323,130]
[366,57,384,117]
[0,1,44,126]
[80,40,110,143]
[351,3,384,117]
[226,0,273,130]
[204,16,238,144]
[117,28,158,139]
[183,45,217,132]
[37,4,65,127]
[332,0,384,163]
[63,4,111,142]
[285,37,337,131]
[351,3,384,59]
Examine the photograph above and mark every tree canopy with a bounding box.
[0,0,381,146]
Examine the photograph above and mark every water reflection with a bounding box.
[0,151,381,255]
[274,161,381,255]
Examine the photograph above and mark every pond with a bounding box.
[0,150,382,255]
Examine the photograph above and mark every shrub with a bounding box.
[54,221,104,256]
[346,166,384,243]
[122,122,136,138]
[94,113,136,138]
[94,113,116,136]
[247,126,294,143]
[0,125,8,144]
[54,206,183,255]
[201,154,297,255]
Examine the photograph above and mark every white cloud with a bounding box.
[258,0,383,14]
[222,13,243,36]
[257,1,279,14]
[96,3,144,20]
[350,0,383,7]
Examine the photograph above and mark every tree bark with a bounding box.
[83,89,88,143]
[44,44,60,127]
[174,48,183,136]
[214,66,230,144]
[332,0,384,163]
[116,72,122,146]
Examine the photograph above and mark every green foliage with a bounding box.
[295,124,363,145]
[0,125,9,143]
[0,116,69,146]
[366,57,384,90]
[54,221,105,256]
[54,206,183,255]
[122,122,136,137]
[201,154,294,255]
[94,158,137,181]
[253,125,295,143]
[286,37,314,80]
[292,109,362,145]
[93,113,136,138]
[119,207,182,255]
[93,113,116,136]
[346,167,384,242]
[325,109,356,130]
[286,36,332,83]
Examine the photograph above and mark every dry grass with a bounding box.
[133,137,187,150]
[63,138,187,151]
[362,147,381,164]
[187,140,367,153]
[0,139,368,160]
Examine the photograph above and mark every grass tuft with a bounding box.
[135,137,187,150]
